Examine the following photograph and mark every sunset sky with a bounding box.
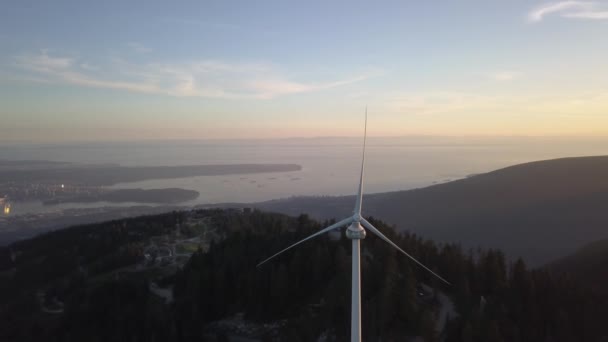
[1,1,607,141]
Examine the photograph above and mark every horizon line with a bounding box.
[4,134,608,145]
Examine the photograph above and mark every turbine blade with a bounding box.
[257,217,353,267]
[361,218,451,285]
[353,107,367,216]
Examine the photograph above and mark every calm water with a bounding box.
[3,136,608,215]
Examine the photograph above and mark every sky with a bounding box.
[0,0,607,142]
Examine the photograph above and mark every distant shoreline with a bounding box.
[42,188,200,205]
[0,163,302,186]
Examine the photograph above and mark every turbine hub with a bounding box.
[346,221,366,240]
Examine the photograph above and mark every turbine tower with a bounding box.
[257,108,450,342]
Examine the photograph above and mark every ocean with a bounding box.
[2,136,608,215]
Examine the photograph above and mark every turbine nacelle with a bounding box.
[346,221,366,240]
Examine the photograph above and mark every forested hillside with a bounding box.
[548,238,608,294]
[255,156,608,266]
[0,209,606,341]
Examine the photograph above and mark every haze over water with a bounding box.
[3,136,608,215]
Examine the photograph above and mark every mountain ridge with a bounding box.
[548,237,608,293]
[249,156,608,266]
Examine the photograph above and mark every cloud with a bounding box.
[14,51,160,94]
[11,50,378,99]
[15,50,73,72]
[528,1,608,22]
[126,42,152,53]
[525,91,608,115]
[244,72,379,99]
[385,90,608,120]
[385,92,506,116]
[160,17,243,31]
[487,71,523,81]
[79,63,99,71]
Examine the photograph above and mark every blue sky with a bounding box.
[1,1,607,141]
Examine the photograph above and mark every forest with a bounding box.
[0,209,606,341]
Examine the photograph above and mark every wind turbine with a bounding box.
[257,108,450,342]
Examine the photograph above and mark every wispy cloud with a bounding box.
[525,91,608,115]
[385,92,506,116]
[11,50,379,99]
[486,71,523,81]
[385,89,608,119]
[160,17,243,31]
[126,42,152,53]
[13,51,160,94]
[528,1,608,22]
[16,49,73,71]
[158,16,278,36]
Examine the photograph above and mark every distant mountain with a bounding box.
[254,156,608,266]
[548,238,608,293]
